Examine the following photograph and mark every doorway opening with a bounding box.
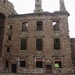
[11,64,16,73]
[46,65,52,74]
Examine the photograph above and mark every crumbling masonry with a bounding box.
[0,0,75,74]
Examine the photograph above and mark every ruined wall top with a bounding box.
[34,0,68,14]
[0,0,17,16]
[60,0,66,11]
[34,0,43,13]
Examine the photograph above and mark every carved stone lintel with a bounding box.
[19,32,29,38]
[51,31,62,38]
[52,51,63,57]
[34,31,45,38]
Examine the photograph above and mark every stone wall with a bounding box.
[1,13,72,74]
[0,0,17,16]
[0,0,73,74]
[0,58,3,72]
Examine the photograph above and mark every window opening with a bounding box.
[72,57,75,66]
[54,58,62,68]
[10,25,12,30]
[54,61,62,68]
[53,21,59,31]
[36,21,42,31]
[20,39,27,50]
[22,22,28,31]
[5,60,9,68]
[20,61,26,67]
[7,47,10,52]
[54,38,60,50]
[4,0,6,3]
[36,39,42,51]
[36,61,43,68]
[8,36,11,41]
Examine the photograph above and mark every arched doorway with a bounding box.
[0,13,5,56]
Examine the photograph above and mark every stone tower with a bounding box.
[0,0,16,56]
[0,0,17,72]
[60,0,66,11]
[34,0,43,13]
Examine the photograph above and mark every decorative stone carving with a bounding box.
[51,15,60,21]
[6,30,13,35]
[19,51,28,57]
[5,41,12,47]
[34,31,45,38]
[34,51,45,57]
[51,31,62,38]
[52,51,63,57]
[19,32,29,38]
[45,58,53,64]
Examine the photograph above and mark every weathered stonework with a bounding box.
[0,0,74,74]
[70,38,75,73]
[0,0,17,16]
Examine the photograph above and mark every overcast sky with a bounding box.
[8,0,75,38]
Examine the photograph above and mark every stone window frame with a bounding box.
[51,18,60,31]
[8,35,11,41]
[36,21,43,31]
[22,22,28,32]
[53,57,62,68]
[10,25,12,30]
[19,58,27,68]
[7,47,10,52]
[36,39,43,51]
[54,38,61,50]
[35,58,44,69]
[20,39,27,50]
[52,21,59,31]
[5,60,9,68]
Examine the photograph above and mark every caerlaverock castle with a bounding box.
[0,0,75,74]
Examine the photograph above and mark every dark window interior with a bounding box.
[71,45,74,50]
[36,21,42,31]
[20,61,26,67]
[72,57,75,66]
[20,39,27,50]
[7,47,10,52]
[10,25,12,30]
[5,60,9,68]
[36,39,42,51]
[0,14,5,57]
[54,38,60,50]
[4,0,6,3]
[36,61,43,68]
[11,64,16,73]
[8,36,11,41]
